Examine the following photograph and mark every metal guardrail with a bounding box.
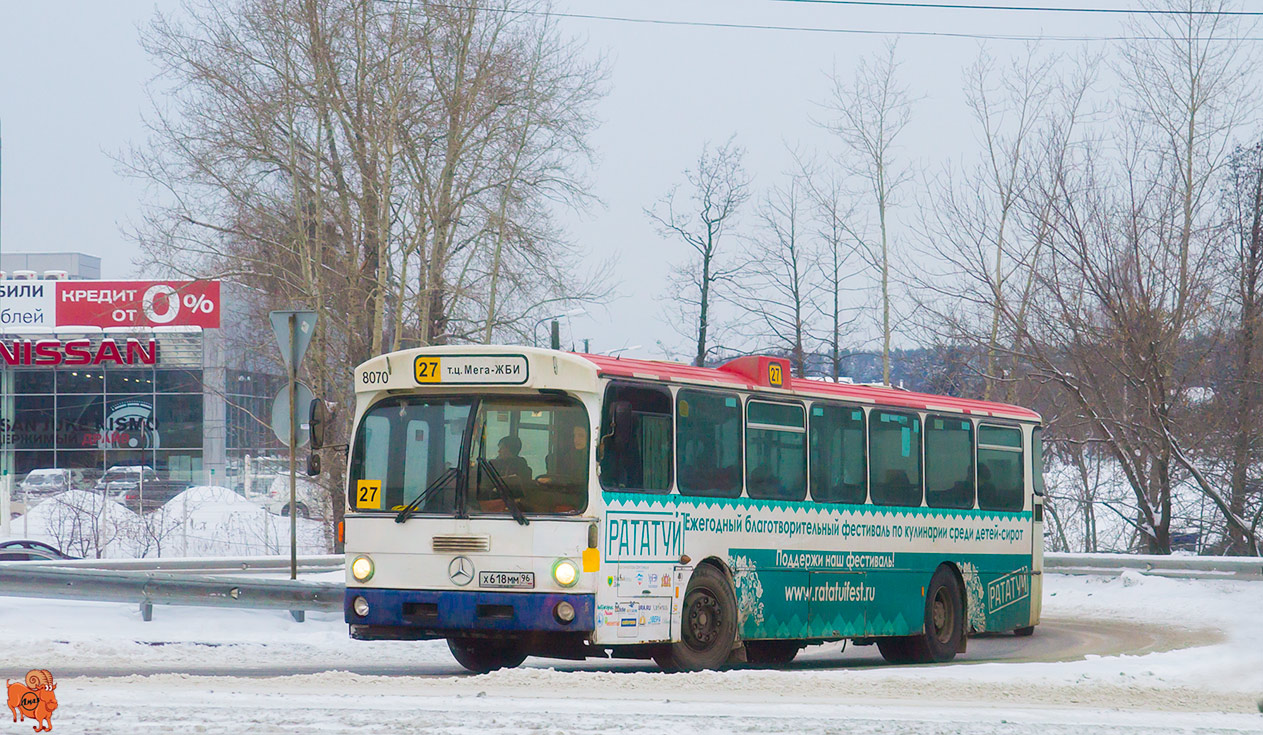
[0,564,344,622]
[15,554,344,575]
[1044,552,1263,579]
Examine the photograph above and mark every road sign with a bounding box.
[271,382,315,448]
[269,310,318,370]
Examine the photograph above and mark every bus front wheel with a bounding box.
[653,564,738,672]
[447,638,527,674]
[878,566,964,665]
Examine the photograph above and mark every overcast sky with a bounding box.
[4,0,1252,359]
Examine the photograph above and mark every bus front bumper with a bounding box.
[345,588,595,640]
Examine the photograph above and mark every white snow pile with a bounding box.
[5,485,329,557]
[8,489,142,558]
[161,485,329,557]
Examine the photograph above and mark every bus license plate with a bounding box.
[479,571,535,589]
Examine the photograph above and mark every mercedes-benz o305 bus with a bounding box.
[343,346,1044,672]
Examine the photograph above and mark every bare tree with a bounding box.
[1217,141,1263,552]
[738,173,817,376]
[912,46,1091,403]
[124,0,605,543]
[821,41,913,385]
[801,167,863,381]
[647,139,751,366]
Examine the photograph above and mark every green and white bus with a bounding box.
[343,346,1044,672]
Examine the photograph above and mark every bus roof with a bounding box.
[352,346,1040,422]
[579,352,1041,422]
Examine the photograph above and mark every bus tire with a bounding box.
[878,566,964,665]
[447,638,527,674]
[1014,625,1035,637]
[744,640,802,666]
[876,636,917,664]
[653,564,738,672]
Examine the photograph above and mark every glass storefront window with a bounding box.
[11,395,56,450]
[56,394,104,450]
[156,394,203,448]
[156,450,203,483]
[108,369,155,394]
[13,451,55,479]
[156,369,202,394]
[56,370,107,394]
[104,396,158,451]
[13,370,53,394]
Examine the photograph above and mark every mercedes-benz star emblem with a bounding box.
[448,556,474,586]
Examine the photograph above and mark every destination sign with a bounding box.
[413,354,529,385]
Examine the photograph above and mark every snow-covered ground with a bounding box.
[3,571,1262,733]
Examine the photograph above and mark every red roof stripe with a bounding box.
[577,353,1041,422]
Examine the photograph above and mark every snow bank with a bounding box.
[4,486,330,557]
[7,489,142,558]
[149,485,329,557]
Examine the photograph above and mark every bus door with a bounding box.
[1029,427,1046,623]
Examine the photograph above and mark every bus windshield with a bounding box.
[348,394,589,516]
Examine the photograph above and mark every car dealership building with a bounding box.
[0,258,284,491]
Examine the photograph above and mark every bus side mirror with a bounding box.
[309,399,334,450]
[306,452,322,477]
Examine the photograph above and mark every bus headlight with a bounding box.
[351,555,375,582]
[352,595,371,617]
[552,558,579,588]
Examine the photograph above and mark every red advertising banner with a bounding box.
[54,281,221,329]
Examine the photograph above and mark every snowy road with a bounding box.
[35,616,1209,678]
[3,572,1262,733]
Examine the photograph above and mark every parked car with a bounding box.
[18,469,71,499]
[266,476,330,520]
[0,539,79,562]
[94,465,159,494]
[95,466,191,511]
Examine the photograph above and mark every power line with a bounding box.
[764,0,1263,17]
[372,1,1263,42]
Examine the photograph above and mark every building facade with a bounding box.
[0,275,283,490]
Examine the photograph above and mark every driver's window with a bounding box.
[471,397,589,514]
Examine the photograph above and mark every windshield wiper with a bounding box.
[394,467,458,524]
[476,459,529,526]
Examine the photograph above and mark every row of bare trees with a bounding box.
[654,1,1263,554]
[126,0,608,542]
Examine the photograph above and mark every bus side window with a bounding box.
[676,389,743,498]
[809,403,866,504]
[869,410,922,507]
[598,383,673,492]
[925,416,975,510]
[745,401,807,502]
[978,425,1024,512]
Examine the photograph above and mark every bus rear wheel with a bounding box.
[652,564,737,672]
[447,638,527,674]
[878,566,964,665]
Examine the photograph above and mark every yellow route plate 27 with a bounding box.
[414,356,441,383]
[356,479,383,510]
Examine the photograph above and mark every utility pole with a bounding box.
[288,313,298,580]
